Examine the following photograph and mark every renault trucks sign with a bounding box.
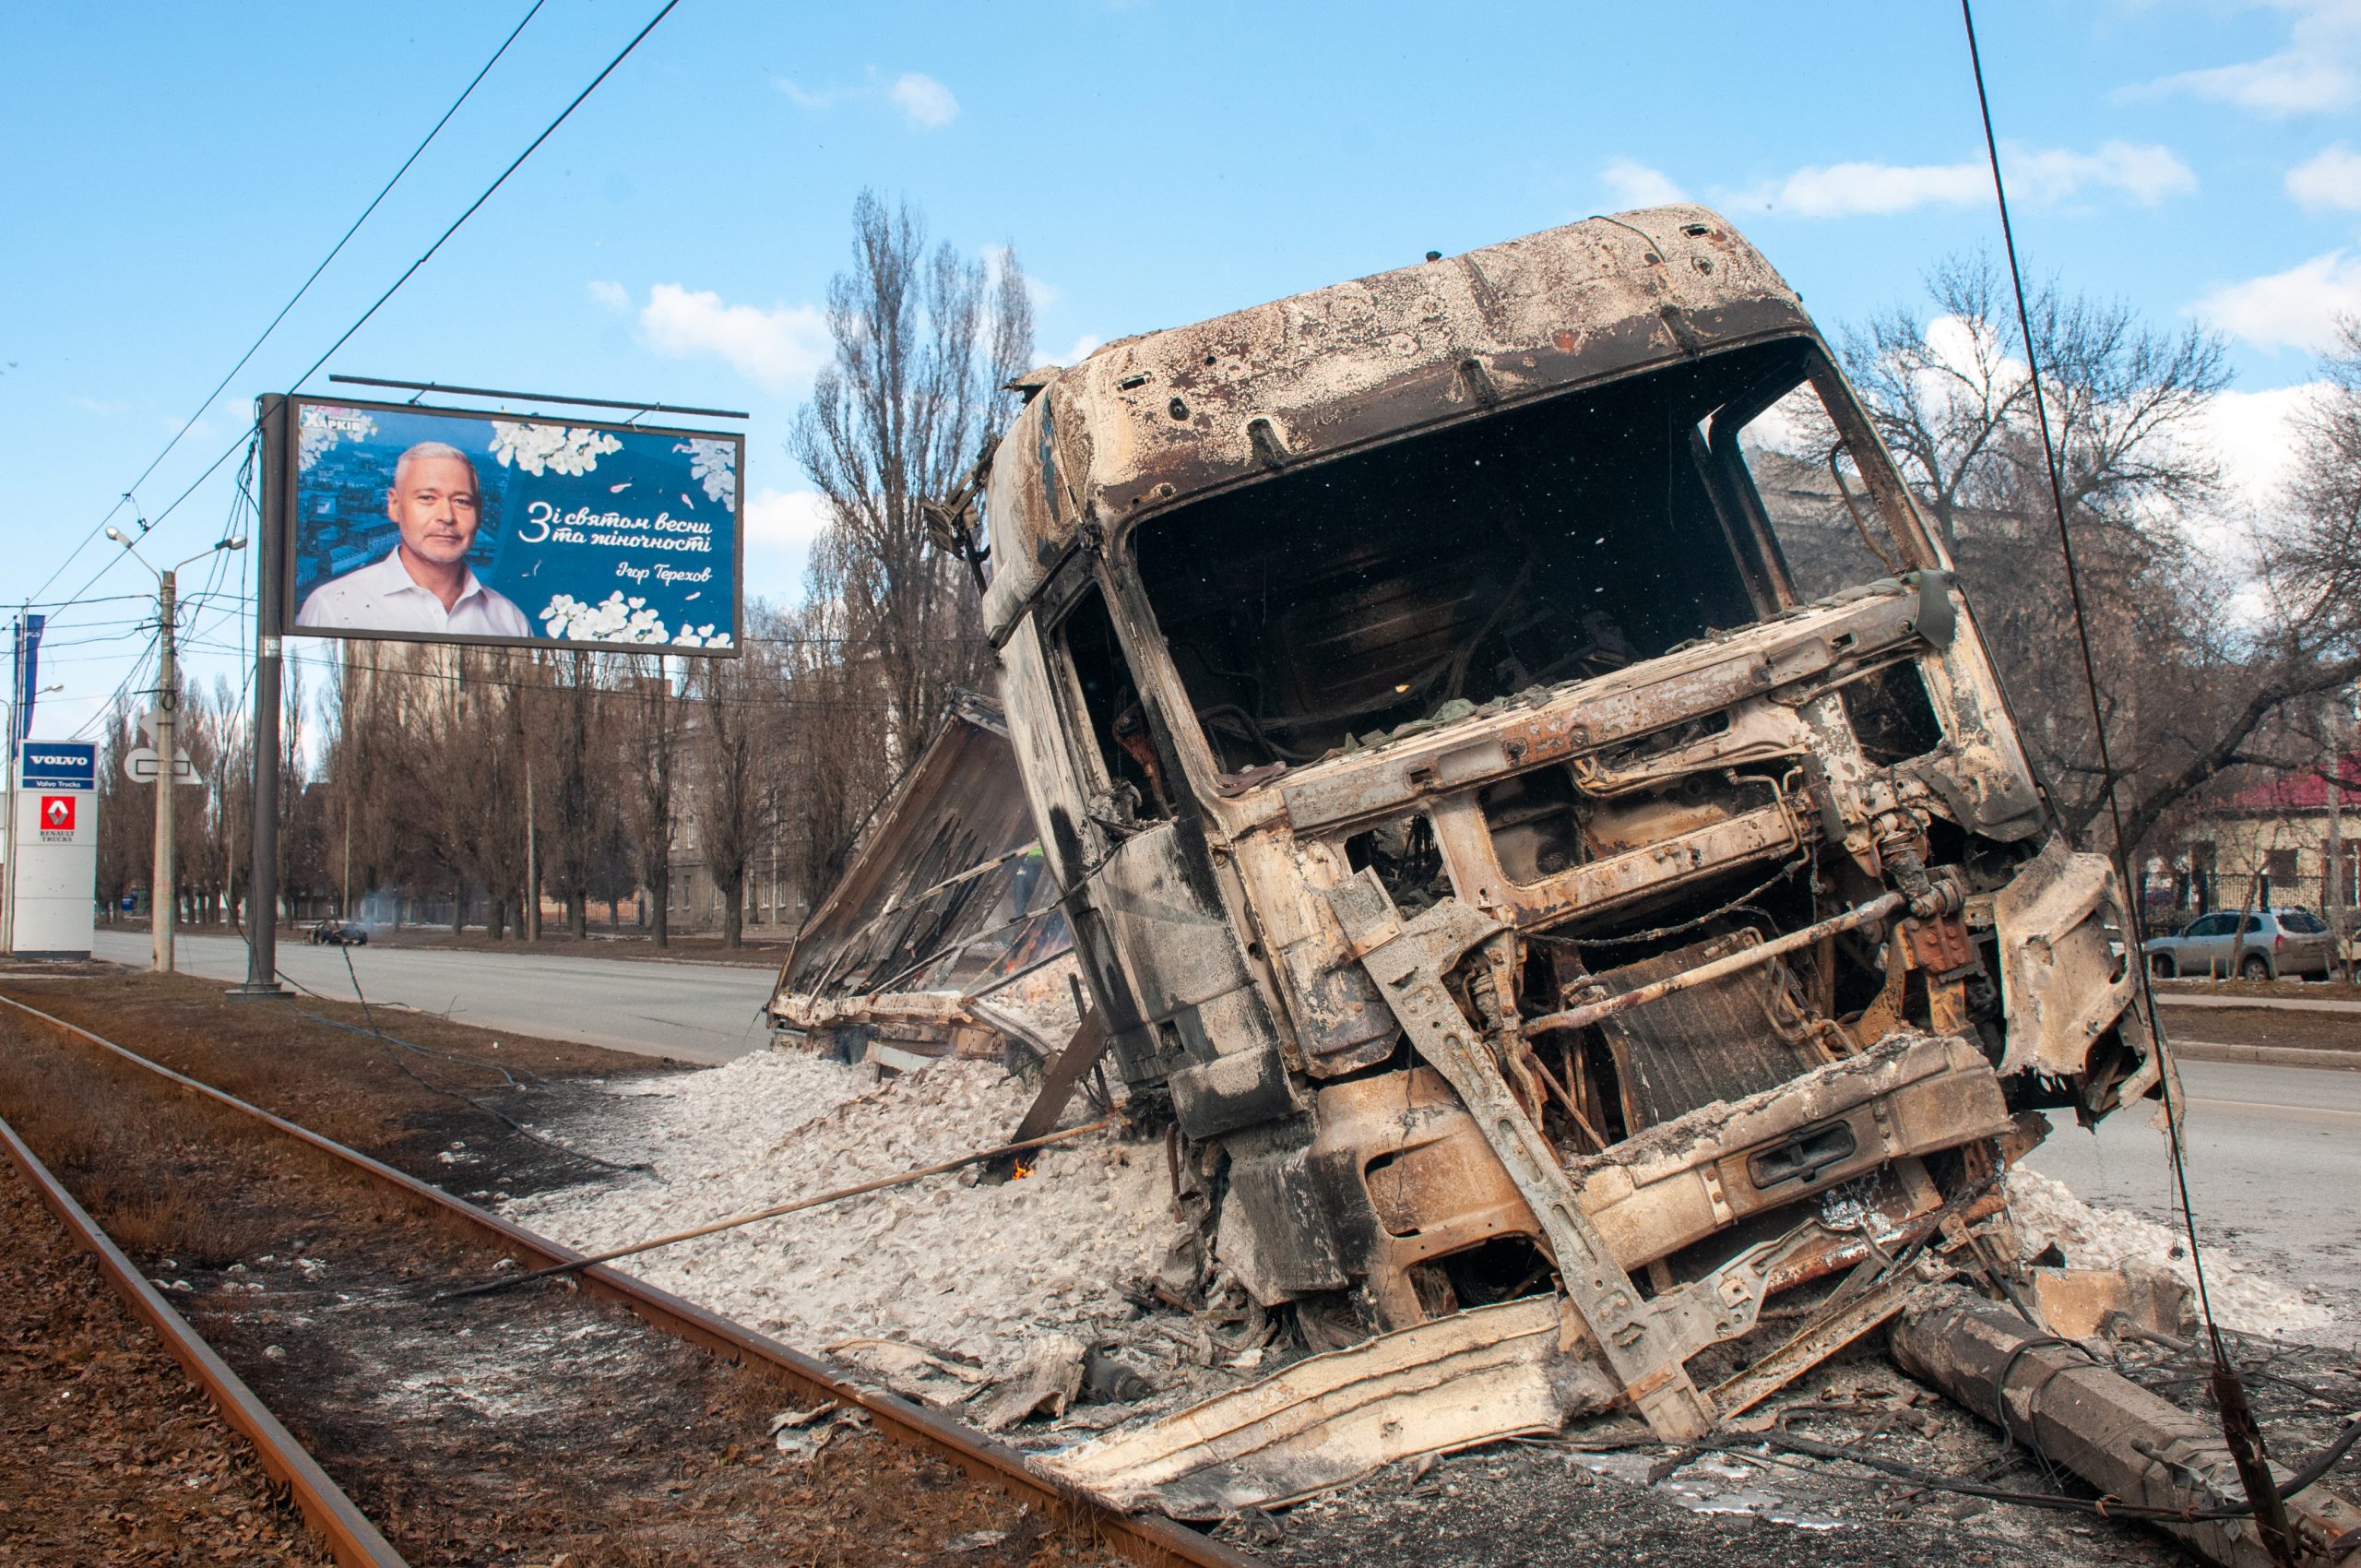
[273,397,744,655]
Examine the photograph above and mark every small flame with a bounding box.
[1012,1160,1035,1181]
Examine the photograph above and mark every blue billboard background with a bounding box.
[289,399,742,651]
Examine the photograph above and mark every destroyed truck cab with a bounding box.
[979,206,2165,1438]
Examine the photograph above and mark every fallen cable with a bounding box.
[438,1117,1117,1301]
[1686,1413,2361,1525]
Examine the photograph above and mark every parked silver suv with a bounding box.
[2142,907,2334,980]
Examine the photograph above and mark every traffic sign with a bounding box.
[125,746,199,785]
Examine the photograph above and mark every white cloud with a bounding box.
[776,78,860,111]
[2127,1,2361,116]
[746,487,832,549]
[1729,141,2190,218]
[776,70,959,128]
[1050,334,1102,365]
[2142,53,2355,114]
[2195,251,2361,351]
[2189,382,2323,515]
[585,279,629,311]
[638,284,829,391]
[743,488,834,600]
[1738,160,1987,217]
[2289,143,2361,208]
[1600,158,1687,208]
[889,72,958,128]
[2009,141,2197,204]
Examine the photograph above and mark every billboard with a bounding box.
[278,397,742,654]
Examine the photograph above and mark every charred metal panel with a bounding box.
[774,693,1047,999]
[983,207,1809,640]
[1990,841,2144,1080]
[1215,1120,1350,1301]
[1090,824,1294,1119]
[768,694,1078,1064]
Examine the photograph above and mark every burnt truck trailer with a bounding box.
[973,207,2165,1462]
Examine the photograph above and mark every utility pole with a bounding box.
[152,565,177,972]
[105,527,242,974]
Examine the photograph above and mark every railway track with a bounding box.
[0,990,1259,1568]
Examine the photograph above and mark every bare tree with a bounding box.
[544,650,611,940]
[688,644,768,948]
[621,653,681,946]
[792,191,1034,768]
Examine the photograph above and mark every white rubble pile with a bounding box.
[510,1050,1179,1374]
[2006,1168,2332,1336]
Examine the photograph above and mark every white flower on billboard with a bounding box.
[538,590,672,644]
[674,438,738,509]
[672,624,732,648]
[296,406,378,472]
[491,422,623,477]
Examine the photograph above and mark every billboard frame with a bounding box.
[268,393,747,659]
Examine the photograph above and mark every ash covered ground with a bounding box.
[501,1044,2355,1564]
[506,1051,1181,1373]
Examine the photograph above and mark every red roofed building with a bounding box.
[2177,755,2361,927]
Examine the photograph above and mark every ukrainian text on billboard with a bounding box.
[285,398,742,653]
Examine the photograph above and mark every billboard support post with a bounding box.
[231,396,291,1002]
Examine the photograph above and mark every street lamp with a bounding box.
[105,528,246,974]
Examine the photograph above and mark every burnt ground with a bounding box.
[0,1142,335,1567]
[2154,978,2361,1004]
[0,968,1122,1568]
[1228,1329,2361,1568]
[2156,1003,2361,1054]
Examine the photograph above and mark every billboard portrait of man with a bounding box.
[295,441,529,636]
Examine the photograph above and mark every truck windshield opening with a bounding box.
[1131,339,1916,775]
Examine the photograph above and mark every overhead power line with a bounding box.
[26,0,548,610]
[34,0,686,732]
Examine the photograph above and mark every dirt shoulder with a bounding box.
[2155,1004,2361,1053]
[243,920,793,968]
[0,1146,334,1568]
[0,966,682,1205]
[2153,975,2361,1002]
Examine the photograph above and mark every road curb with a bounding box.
[2165,1039,2361,1073]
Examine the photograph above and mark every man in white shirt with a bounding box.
[295,442,531,636]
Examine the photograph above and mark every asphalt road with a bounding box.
[2023,1057,2361,1329]
[91,931,777,1065]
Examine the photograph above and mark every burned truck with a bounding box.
[968,204,2165,1455]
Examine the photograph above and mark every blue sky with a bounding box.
[4,0,2354,738]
